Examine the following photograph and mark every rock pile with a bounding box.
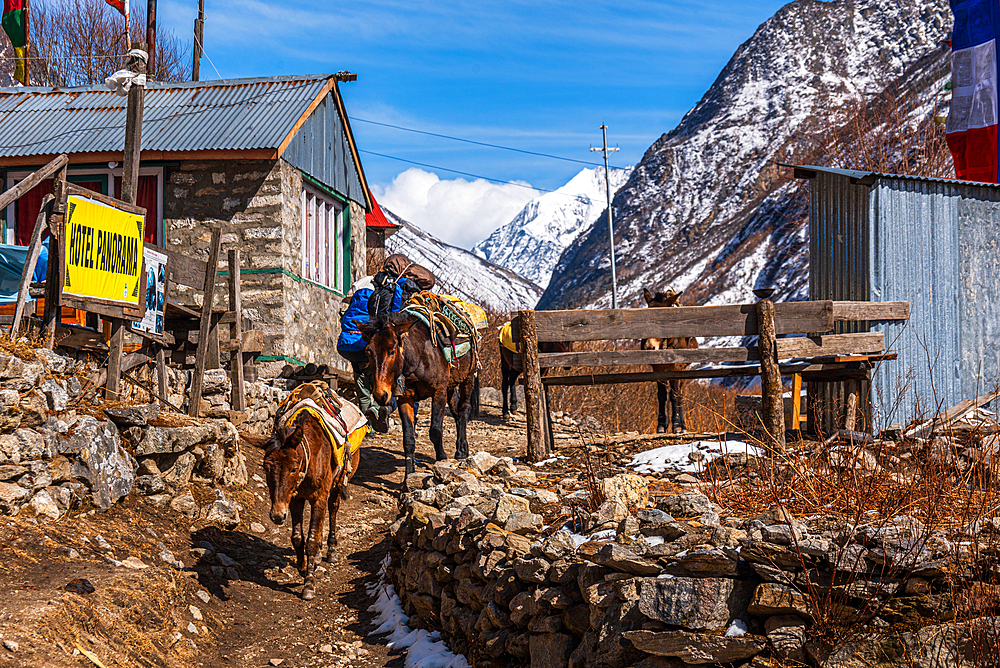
[0,347,247,522]
[387,452,997,668]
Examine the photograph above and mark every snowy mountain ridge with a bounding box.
[539,0,952,311]
[472,166,631,288]
[383,209,543,313]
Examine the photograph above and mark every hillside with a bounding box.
[538,0,952,310]
[472,166,631,289]
[384,209,544,312]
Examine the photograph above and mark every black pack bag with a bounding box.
[368,274,420,320]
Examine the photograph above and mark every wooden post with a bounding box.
[756,298,786,450]
[11,195,53,336]
[192,0,204,81]
[188,227,222,417]
[156,268,173,402]
[542,384,555,454]
[43,168,68,348]
[228,248,246,412]
[519,310,547,461]
[107,45,147,400]
[790,372,803,434]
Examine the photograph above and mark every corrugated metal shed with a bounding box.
[0,74,370,207]
[798,164,1000,428]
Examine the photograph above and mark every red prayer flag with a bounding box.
[105,0,126,17]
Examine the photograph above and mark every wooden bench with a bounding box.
[513,299,910,460]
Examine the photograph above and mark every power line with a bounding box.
[352,116,630,170]
[359,148,590,201]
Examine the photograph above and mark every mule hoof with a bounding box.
[656,425,667,434]
[672,426,685,434]
[324,550,341,563]
[302,587,315,601]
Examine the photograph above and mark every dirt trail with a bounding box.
[0,401,529,668]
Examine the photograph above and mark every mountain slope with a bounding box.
[539,0,952,310]
[472,167,631,288]
[384,210,543,312]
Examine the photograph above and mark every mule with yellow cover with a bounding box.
[264,382,367,599]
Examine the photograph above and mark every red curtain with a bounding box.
[16,179,102,245]
[114,175,159,244]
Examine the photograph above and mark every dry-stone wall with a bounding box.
[389,452,997,668]
[0,348,247,525]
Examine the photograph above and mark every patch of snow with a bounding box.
[725,619,749,637]
[629,440,764,474]
[644,536,665,546]
[368,556,469,668]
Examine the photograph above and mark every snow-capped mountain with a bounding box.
[539,0,952,311]
[384,209,543,313]
[472,166,631,288]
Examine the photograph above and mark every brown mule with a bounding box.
[642,288,699,433]
[498,328,572,418]
[263,414,359,600]
[361,312,477,478]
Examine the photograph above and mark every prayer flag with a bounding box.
[1,0,27,85]
[105,0,126,17]
[946,0,1000,182]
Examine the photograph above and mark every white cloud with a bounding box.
[373,169,538,250]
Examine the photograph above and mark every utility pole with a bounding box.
[192,0,204,81]
[146,0,157,78]
[591,125,620,308]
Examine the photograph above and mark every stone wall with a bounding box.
[0,348,246,523]
[388,454,998,668]
[163,158,366,380]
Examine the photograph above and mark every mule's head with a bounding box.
[643,288,683,308]
[361,314,416,407]
[262,423,306,525]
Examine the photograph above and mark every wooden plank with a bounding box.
[207,312,222,370]
[188,227,222,417]
[0,154,68,212]
[228,248,246,413]
[542,361,874,386]
[833,301,909,322]
[845,381,859,431]
[61,295,140,319]
[148,243,209,289]
[536,332,886,368]
[11,195,53,336]
[533,301,835,342]
[519,310,547,462]
[62,182,146,217]
[905,388,1000,439]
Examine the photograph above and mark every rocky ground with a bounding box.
[0,398,537,668]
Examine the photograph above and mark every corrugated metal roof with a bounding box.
[792,163,1000,189]
[0,74,333,156]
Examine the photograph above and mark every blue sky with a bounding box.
[159,0,789,247]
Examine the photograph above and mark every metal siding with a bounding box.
[0,75,331,155]
[282,94,365,207]
[808,164,1000,428]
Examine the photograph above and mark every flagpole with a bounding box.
[124,0,130,52]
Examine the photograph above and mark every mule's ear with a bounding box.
[667,291,682,306]
[285,424,305,449]
[394,320,417,336]
[642,288,654,305]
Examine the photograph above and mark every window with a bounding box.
[301,185,347,292]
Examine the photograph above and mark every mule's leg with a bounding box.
[670,380,687,433]
[510,370,520,414]
[429,389,449,462]
[290,497,306,574]
[454,375,475,460]
[301,497,328,601]
[325,469,347,561]
[656,381,668,433]
[501,362,511,418]
[398,400,418,478]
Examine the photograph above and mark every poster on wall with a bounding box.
[133,246,167,336]
[63,194,144,306]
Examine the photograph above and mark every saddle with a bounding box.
[274,381,368,474]
[403,291,484,363]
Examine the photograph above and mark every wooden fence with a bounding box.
[514,299,910,460]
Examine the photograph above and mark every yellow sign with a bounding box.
[63,194,144,305]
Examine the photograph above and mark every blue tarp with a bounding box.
[0,239,48,305]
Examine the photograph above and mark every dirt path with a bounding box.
[0,400,529,668]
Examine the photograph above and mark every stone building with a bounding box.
[0,74,379,375]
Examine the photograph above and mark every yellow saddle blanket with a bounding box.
[498,321,518,354]
[275,381,368,471]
